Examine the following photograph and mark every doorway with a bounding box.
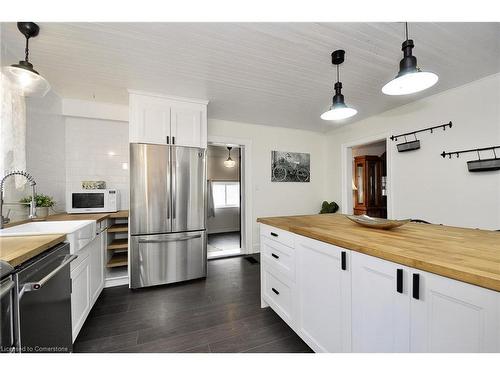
[342,134,392,218]
[206,144,242,259]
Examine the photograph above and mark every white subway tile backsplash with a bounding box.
[65,117,129,209]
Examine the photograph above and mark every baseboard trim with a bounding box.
[104,275,129,288]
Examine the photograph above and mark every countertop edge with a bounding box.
[1,234,67,268]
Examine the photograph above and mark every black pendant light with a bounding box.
[382,22,438,95]
[3,22,50,97]
[223,147,236,168]
[321,50,357,121]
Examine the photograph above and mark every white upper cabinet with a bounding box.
[410,269,500,352]
[170,102,207,147]
[129,91,208,148]
[295,236,351,353]
[351,251,410,352]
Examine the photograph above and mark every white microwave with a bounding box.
[67,189,120,213]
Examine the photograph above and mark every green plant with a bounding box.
[320,201,339,214]
[20,194,56,208]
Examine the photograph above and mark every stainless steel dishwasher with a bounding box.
[14,242,77,353]
[1,260,16,353]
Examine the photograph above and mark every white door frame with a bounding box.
[207,135,253,255]
[341,132,393,218]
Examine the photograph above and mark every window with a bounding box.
[213,181,240,208]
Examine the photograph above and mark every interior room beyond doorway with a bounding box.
[207,144,242,259]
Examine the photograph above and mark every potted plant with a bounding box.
[20,194,55,220]
[319,201,339,214]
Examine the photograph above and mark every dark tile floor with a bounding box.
[73,255,312,353]
[208,232,241,251]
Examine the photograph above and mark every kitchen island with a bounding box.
[257,214,500,353]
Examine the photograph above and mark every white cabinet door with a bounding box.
[351,251,410,352]
[170,103,206,148]
[89,234,104,305]
[129,94,171,144]
[410,269,500,352]
[295,236,351,352]
[71,251,91,342]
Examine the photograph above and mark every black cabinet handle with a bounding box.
[413,273,420,300]
[166,136,170,144]
[271,253,279,259]
[271,287,279,295]
[172,136,176,145]
[270,232,278,237]
[396,269,403,293]
[341,251,347,271]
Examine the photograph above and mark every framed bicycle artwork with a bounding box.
[271,151,310,182]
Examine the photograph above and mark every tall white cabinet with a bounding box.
[129,91,208,148]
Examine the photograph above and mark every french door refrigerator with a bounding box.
[130,143,207,288]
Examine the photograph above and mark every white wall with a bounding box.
[325,73,500,230]
[26,92,66,212]
[65,117,129,209]
[208,119,327,251]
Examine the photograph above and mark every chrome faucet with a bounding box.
[0,170,37,229]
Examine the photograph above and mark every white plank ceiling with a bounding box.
[1,22,499,132]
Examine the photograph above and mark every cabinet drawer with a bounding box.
[262,265,293,324]
[260,224,294,248]
[262,236,295,280]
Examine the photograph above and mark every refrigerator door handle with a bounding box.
[172,149,176,221]
[138,234,202,244]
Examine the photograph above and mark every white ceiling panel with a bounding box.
[1,22,499,132]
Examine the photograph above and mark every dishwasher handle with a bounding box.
[0,279,15,299]
[19,254,77,299]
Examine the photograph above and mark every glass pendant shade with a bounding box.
[224,146,236,168]
[3,62,50,97]
[224,158,236,168]
[3,22,50,98]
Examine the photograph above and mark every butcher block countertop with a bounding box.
[0,234,66,267]
[257,214,500,292]
[47,210,129,222]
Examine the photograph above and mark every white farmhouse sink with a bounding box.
[0,220,96,253]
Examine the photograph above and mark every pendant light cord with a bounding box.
[405,22,409,41]
[336,64,340,84]
[24,36,30,62]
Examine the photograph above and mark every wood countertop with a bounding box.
[257,214,500,292]
[0,234,66,267]
[47,210,129,222]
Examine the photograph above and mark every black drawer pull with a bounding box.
[271,253,279,259]
[341,251,346,270]
[166,135,170,144]
[413,273,420,300]
[270,232,278,237]
[396,269,403,293]
[271,287,279,295]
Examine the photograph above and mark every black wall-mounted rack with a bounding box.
[390,121,452,152]
[390,121,453,141]
[441,145,500,172]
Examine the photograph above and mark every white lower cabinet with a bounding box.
[410,269,500,352]
[259,223,499,353]
[351,252,410,352]
[71,248,91,341]
[71,233,105,342]
[295,236,351,352]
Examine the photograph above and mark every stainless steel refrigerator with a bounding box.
[129,143,207,289]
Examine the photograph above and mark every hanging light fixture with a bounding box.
[3,22,50,97]
[223,147,236,168]
[321,49,357,121]
[382,22,438,96]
